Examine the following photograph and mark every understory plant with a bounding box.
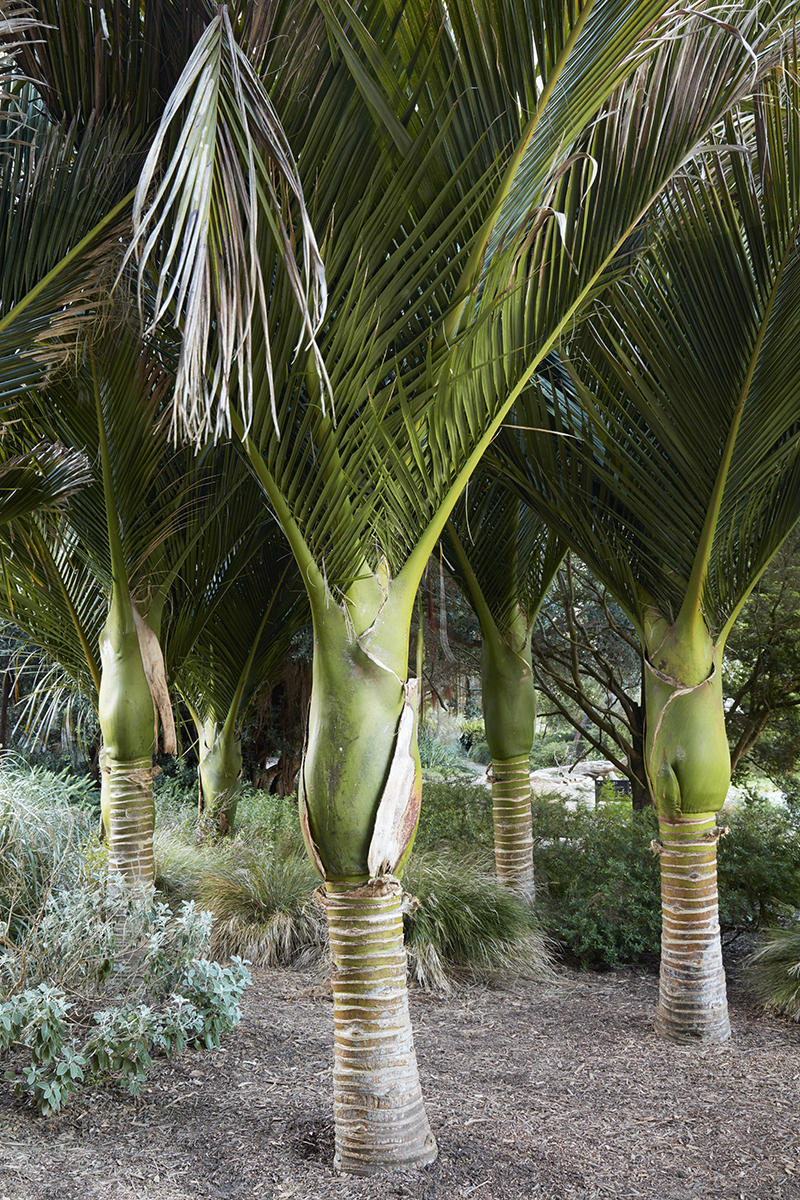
[151,802,550,987]
[0,883,250,1115]
[530,793,800,968]
[744,924,800,1019]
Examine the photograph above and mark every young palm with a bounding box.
[168,507,309,835]
[492,66,800,1042]
[444,480,565,896]
[129,0,783,1170]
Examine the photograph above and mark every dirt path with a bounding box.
[1,963,798,1200]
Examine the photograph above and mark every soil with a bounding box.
[1,960,799,1200]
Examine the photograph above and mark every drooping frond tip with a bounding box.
[122,6,329,449]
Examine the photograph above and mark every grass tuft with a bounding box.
[402,850,554,991]
[743,923,800,1019]
[197,850,327,969]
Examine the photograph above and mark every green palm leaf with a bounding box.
[495,62,800,644]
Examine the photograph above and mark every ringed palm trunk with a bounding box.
[645,612,730,1043]
[99,590,156,885]
[481,613,536,898]
[299,575,436,1174]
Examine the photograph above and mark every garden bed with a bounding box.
[0,960,798,1200]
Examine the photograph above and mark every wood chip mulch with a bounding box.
[1,961,798,1200]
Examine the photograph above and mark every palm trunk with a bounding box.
[98,595,156,886]
[653,812,729,1042]
[197,715,242,836]
[490,754,534,897]
[299,574,436,1171]
[101,753,155,884]
[645,613,731,1043]
[322,878,437,1174]
[481,614,536,898]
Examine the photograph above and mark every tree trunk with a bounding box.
[197,716,242,836]
[299,574,436,1171]
[490,754,535,897]
[481,614,536,899]
[644,613,731,1042]
[653,812,730,1042]
[629,700,651,811]
[101,753,155,884]
[322,878,437,1174]
[98,594,156,886]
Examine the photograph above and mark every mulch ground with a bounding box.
[1,959,799,1200]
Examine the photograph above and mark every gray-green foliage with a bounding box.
[0,761,97,942]
[0,887,250,1115]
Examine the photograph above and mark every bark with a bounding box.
[98,597,156,886]
[321,877,437,1175]
[653,813,730,1043]
[490,754,535,898]
[101,754,155,885]
[481,616,536,898]
[644,612,731,1042]
[0,666,14,748]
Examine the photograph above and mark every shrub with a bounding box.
[0,762,97,943]
[529,734,576,771]
[717,793,800,931]
[416,777,493,848]
[0,886,250,1115]
[532,801,662,968]
[458,718,485,754]
[418,724,466,772]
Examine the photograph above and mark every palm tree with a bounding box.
[443,479,565,896]
[168,509,309,835]
[491,63,800,1043]
[1,0,327,881]
[128,0,782,1170]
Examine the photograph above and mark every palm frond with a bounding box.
[491,58,800,639]
[126,6,328,446]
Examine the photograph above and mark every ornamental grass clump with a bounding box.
[402,850,554,991]
[197,849,327,968]
[744,924,800,1020]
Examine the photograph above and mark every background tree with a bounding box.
[444,478,565,895]
[534,552,651,808]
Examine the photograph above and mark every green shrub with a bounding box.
[533,801,662,968]
[418,724,466,772]
[458,718,485,754]
[233,784,304,852]
[416,777,493,848]
[529,735,575,771]
[717,793,800,930]
[0,763,97,943]
[468,739,492,765]
[743,923,800,1019]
